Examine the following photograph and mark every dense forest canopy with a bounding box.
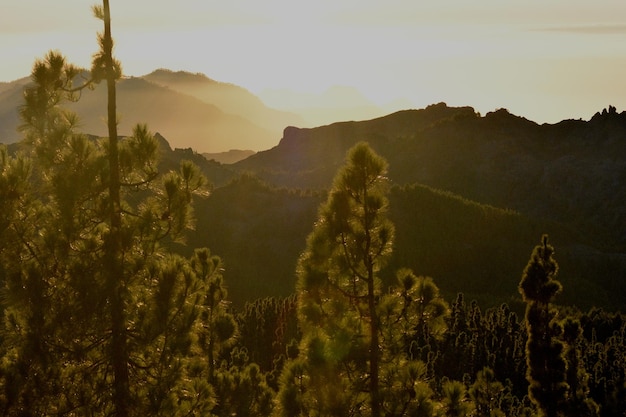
[0,2,625,416]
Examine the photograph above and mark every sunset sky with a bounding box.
[2,0,626,124]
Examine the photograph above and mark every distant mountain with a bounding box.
[234,103,480,187]
[142,69,303,135]
[0,71,290,152]
[0,77,30,143]
[75,76,281,152]
[202,149,255,164]
[234,103,626,250]
[259,85,408,127]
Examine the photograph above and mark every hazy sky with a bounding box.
[2,0,626,123]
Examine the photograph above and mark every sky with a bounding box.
[2,0,626,124]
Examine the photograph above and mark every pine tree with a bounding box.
[441,379,474,417]
[376,268,450,415]
[518,235,568,417]
[469,367,506,417]
[561,318,599,417]
[276,142,394,417]
[191,247,237,384]
[0,2,220,415]
[1,51,105,415]
[212,348,275,417]
[275,143,449,417]
[95,2,131,414]
[390,269,449,359]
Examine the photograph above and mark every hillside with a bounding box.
[0,77,30,143]
[234,103,626,250]
[4,124,624,312]
[186,174,625,311]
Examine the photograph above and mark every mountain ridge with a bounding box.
[142,69,303,135]
[0,70,292,152]
[233,103,626,250]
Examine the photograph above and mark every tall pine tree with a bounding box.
[276,142,394,417]
[275,143,446,417]
[0,2,222,415]
[518,235,568,417]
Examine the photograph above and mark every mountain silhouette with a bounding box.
[164,103,625,309]
[142,69,303,135]
[0,70,295,152]
[234,103,626,250]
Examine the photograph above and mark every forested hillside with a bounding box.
[91,114,626,313]
[184,172,625,312]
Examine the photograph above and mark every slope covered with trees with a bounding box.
[188,173,623,312]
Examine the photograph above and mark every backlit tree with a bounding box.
[276,142,394,417]
[518,235,567,417]
[0,2,219,415]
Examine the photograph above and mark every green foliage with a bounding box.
[190,248,237,384]
[441,379,473,417]
[211,348,274,417]
[561,318,600,416]
[469,368,506,417]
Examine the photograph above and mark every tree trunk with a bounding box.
[364,184,381,417]
[368,268,381,417]
[102,1,130,415]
